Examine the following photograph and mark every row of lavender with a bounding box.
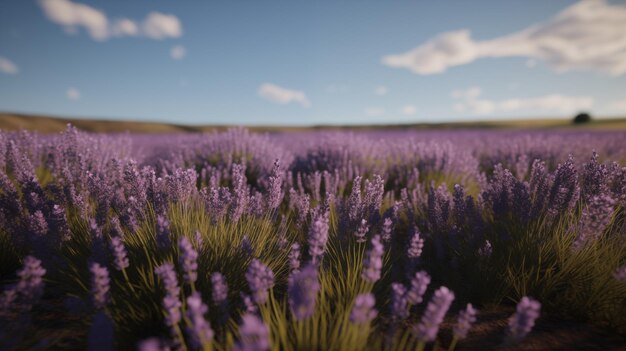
[0,125,625,350]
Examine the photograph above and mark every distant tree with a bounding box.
[573,112,592,124]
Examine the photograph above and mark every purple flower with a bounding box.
[110,236,129,271]
[308,210,330,264]
[453,303,477,340]
[381,217,393,242]
[362,235,384,283]
[614,266,626,282]
[406,270,431,305]
[350,293,377,324]
[230,164,249,223]
[507,296,541,343]
[194,230,204,249]
[90,262,110,310]
[245,259,275,304]
[390,282,409,320]
[185,292,214,348]
[407,226,424,258]
[478,240,493,257]
[354,218,369,243]
[178,236,198,285]
[289,243,301,272]
[156,215,171,250]
[241,235,253,257]
[155,264,182,329]
[266,159,284,210]
[234,314,271,351]
[0,255,46,311]
[241,293,258,314]
[28,210,48,236]
[573,194,615,249]
[288,264,320,320]
[414,286,455,342]
[211,272,229,305]
[137,338,169,351]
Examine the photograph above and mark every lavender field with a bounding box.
[1,126,625,350]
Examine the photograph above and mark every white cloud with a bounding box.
[382,0,626,76]
[401,105,417,116]
[111,18,139,37]
[365,107,386,117]
[142,12,182,40]
[452,87,593,115]
[258,83,310,108]
[39,0,109,40]
[0,57,19,74]
[170,45,186,60]
[38,0,181,41]
[375,86,388,96]
[66,87,80,100]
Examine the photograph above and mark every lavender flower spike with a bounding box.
[289,243,301,272]
[350,293,377,324]
[245,259,275,304]
[178,236,198,285]
[414,286,455,342]
[90,262,110,310]
[110,236,129,271]
[362,235,384,283]
[155,264,182,329]
[407,226,424,258]
[0,255,46,310]
[406,270,431,305]
[507,296,541,343]
[453,303,477,340]
[185,292,214,348]
[308,211,330,264]
[234,314,271,351]
[211,272,229,305]
[288,264,320,320]
[390,282,409,320]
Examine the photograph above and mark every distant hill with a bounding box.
[1,112,625,133]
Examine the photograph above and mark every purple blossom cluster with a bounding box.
[0,126,623,349]
[245,259,275,304]
[234,314,271,351]
[414,286,455,343]
[90,262,111,310]
[362,235,384,283]
[287,264,320,320]
[350,293,377,324]
[507,297,541,343]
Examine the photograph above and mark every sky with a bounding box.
[1,0,626,126]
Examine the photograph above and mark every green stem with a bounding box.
[448,337,459,351]
[416,341,426,351]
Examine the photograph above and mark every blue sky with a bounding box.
[1,0,625,125]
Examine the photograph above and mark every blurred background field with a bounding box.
[2,112,625,134]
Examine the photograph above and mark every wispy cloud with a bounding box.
[258,83,310,108]
[39,0,182,41]
[66,87,80,100]
[170,45,186,60]
[452,87,593,115]
[142,12,182,40]
[375,86,388,96]
[383,0,626,76]
[401,105,416,116]
[0,56,19,74]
